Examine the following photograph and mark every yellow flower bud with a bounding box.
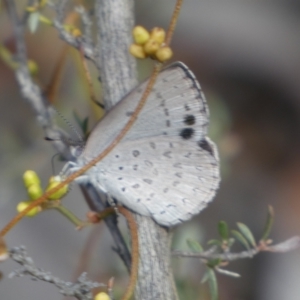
[94,292,110,300]
[23,170,40,188]
[71,28,82,37]
[143,39,160,55]
[27,59,39,76]
[27,184,43,200]
[150,27,166,45]
[129,44,147,59]
[45,176,68,200]
[39,15,53,26]
[17,201,41,217]
[155,46,173,62]
[26,6,37,12]
[132,26,150,45]
[39,0,48,8]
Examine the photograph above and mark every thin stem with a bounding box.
[173,236,300,261]
[165,0,183,46]
[52,205,84,227]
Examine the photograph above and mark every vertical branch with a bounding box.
[134,216,179,300]
[94,1,179,299]
[95,0,137,110]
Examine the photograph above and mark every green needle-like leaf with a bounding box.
[207,268,218,300]
[73,111,89,136]
[186,238,203,253]
[207,259,222,268]
[261,205,274,241]
[237,222,256,247]
[201,270,210,283]
[218,220,229,241]
[81,117,89,136]
[207,239,223,247]
[231,230,250,250]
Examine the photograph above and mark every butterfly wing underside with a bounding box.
[77,62,220,226]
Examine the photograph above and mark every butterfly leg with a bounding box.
[60,161,96,186]
[60,161,79,177]
[107,194,119,214]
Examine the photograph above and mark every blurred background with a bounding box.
[1,0,300,299]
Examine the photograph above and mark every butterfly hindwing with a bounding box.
[89,135,219,226]
[73,62,220,226]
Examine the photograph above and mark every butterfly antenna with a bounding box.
[53,107,84,143]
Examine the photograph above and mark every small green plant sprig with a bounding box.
[174,206,300,300]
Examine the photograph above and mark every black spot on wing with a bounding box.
[180,128,194,139]
[184,114,196,125]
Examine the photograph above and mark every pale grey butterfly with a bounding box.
[63,62,220,227]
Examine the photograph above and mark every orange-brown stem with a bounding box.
[165,0,183,46]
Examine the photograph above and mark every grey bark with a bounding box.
[94,0,179,299]
[95,0,137,110]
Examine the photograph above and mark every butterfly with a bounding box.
[63,62,220,227]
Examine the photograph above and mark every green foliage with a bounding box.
[184,206,275,300]
[237,223,256,247]
[186,238,203,253]
[261,206,274,241]
[207,239,223,247]
[73,111,89,137]
[231,230,251,250]
[206,268,218,300]
[218,220,229,241]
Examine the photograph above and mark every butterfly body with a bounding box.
[67,62,220,227]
